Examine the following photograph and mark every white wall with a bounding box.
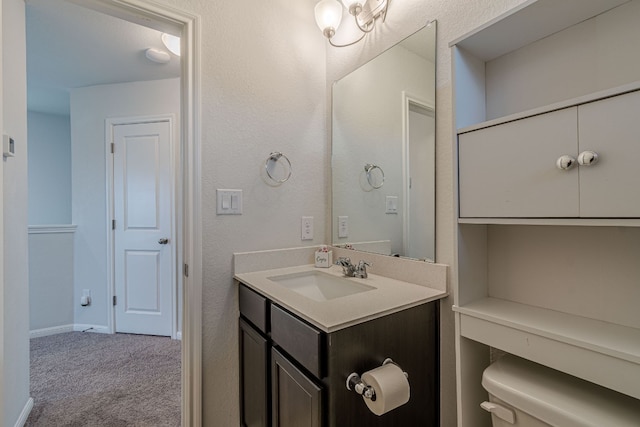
[2,0,31,424]
[70,78,180,331]
[27,111,71,225]
[326,1,528,425]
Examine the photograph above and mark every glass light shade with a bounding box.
[315,0,343,33]
[161,33,181,56]
[341,0,363,9]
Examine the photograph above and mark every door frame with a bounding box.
[106,114,178,339]
[401,91,434,257]
[88,1,202,425]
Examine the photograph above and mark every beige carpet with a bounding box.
[26,332,181,426]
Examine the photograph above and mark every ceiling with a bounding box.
[26,0,181,116]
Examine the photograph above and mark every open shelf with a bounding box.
[454,297,640,400]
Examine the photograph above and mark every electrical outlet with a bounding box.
[386,196,398,214]
[338,216,349,238]
[301,216,314,240]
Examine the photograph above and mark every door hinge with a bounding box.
[113,296,117,306]
[184,263,189,278]
[111,142,115,154]
[112,219,116,230]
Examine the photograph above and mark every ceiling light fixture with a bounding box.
[145,47,171,64]
[315,0,389,47]
[161,33,181,56]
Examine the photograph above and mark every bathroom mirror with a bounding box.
[332,22,436,261]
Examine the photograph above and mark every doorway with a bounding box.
[402,92,435,261]
[25,0,201,425]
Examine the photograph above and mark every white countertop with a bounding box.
[235,264,447,333]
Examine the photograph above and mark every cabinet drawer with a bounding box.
[239,284,268,333]
[271,305,323,378]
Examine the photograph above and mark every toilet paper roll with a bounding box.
[361,363,410,416]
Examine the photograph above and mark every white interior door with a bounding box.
[113,120,173,336]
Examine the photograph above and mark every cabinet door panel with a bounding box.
[459,107,579,217]
[579,90,640,217]
[240,319,269,427]
[272,348,322,427]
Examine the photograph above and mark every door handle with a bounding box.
[158,238,169,245]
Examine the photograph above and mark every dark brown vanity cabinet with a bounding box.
[238,282,439,427]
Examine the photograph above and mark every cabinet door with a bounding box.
[240,319,269,427]
[272,348,322,427]
[579,90,640,217]
[459,107,579,217]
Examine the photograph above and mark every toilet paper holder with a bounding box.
[346,358,408,400]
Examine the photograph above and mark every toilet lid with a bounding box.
[482,355,640,427]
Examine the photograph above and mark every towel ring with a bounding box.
[364,163,384,189]
[265,152,292,184]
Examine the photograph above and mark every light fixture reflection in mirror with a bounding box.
[332,22,436,261]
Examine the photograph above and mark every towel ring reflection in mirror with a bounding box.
[265,152,292,184]
[364,163,384,189]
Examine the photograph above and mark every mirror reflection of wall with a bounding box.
[332,22,436,261]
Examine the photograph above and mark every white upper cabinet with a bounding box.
[579,90,640,217]
[459,89,640,218]
[459,107,579,218]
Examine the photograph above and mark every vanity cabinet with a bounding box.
[452,1,640,426]
[238,282,439,427]
[459,89,640,218]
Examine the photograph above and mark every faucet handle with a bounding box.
[336,257,352,266]
[355,260,371,278]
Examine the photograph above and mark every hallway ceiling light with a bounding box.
[161,33,181,56]
[145,47,171,63]
[314,0,389,47]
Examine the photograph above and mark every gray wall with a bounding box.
[27,111,71,225]
[28,230,74,331]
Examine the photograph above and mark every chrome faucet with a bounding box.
[335,257,371,278]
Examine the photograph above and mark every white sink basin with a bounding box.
[267,270,375,302]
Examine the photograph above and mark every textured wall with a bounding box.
[27,111,71,225]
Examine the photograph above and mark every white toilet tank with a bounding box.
[481,355,640,427]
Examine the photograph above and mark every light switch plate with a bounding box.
[216,189,243,215]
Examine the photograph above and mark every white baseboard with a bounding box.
[30,324,110,338]
[15,397,33,427]
[30,324,75,339]
[73,324,110,334]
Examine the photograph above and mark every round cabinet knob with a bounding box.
[556,155,576,170]
[578,150,599,166]
[158,238,169,245]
